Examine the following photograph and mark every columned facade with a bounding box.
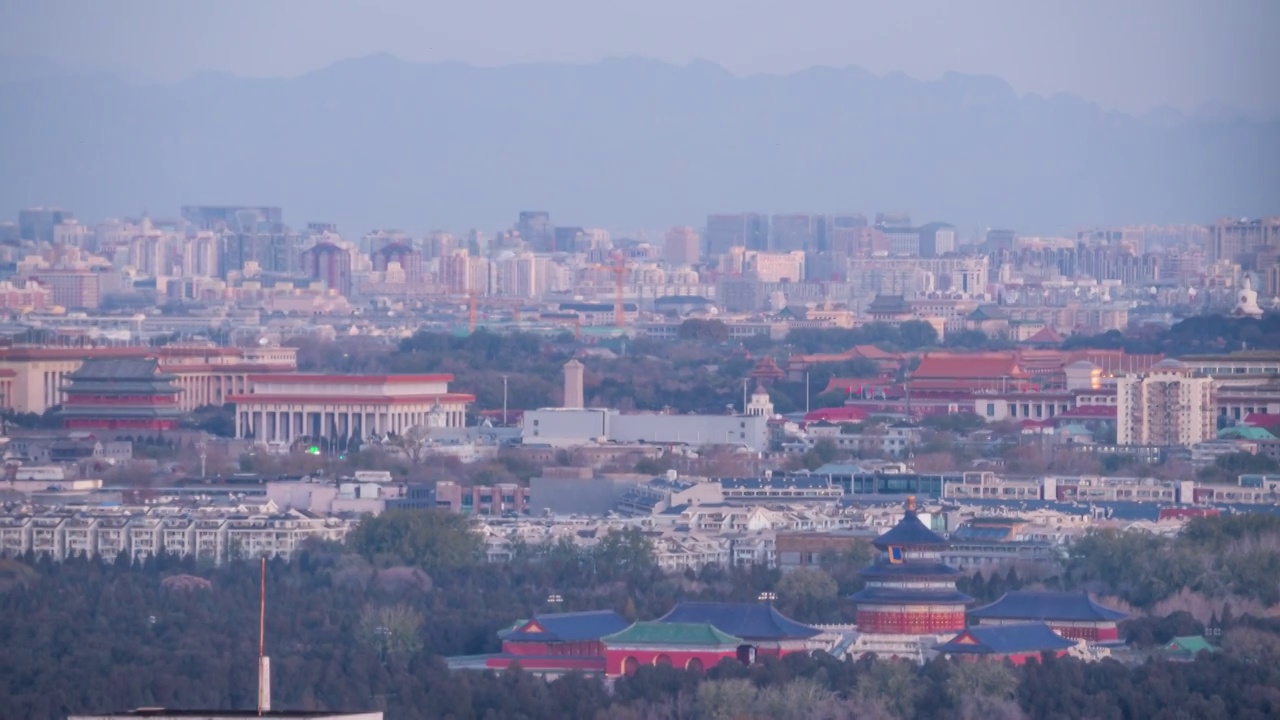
[229,374,473,443]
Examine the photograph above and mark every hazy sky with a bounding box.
[1,0,1278,116]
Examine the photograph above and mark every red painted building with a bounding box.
[602,622,745,677]
[850,497,972,634]
[447,605,806,678]
[57,358,183,431]
[656,602,820,657]
[968,591,1128,643]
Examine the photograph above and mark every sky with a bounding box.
[1,0,1278,118]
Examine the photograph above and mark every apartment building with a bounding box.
[1116,360,1216,447]
[0,510,353,564]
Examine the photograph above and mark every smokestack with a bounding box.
[258,557,270,714]
[563,359,584,409]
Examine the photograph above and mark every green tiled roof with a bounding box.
[603,621,742,647]
[1218,426,1276,440]
[1162,635,1217,654]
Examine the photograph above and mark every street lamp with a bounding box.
[547,593,564,607]
[757,591,777,604]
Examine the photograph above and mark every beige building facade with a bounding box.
[229,373,474,443]
[0,344,297,414]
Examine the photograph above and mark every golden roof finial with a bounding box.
[906,495,916,512]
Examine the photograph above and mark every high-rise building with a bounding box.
[373,242,425,285]
[706,213,768,255]
[1211,217,1280,267]
[664,226,701,265]
[18,207,74,242]
[1116,359,1216,447]
[770,214,817,252]
[301,241,353,297]
[1077,226,1146,255]
[919,222,957,257]
[517,211,554,251]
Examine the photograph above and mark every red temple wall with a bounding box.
[604,648,737,676]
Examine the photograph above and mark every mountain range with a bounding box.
[0,54,1276,235]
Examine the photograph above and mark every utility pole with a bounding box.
[805,371,810,414]
[742,378,748,414]
[502,375,509,426]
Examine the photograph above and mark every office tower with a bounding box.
[424,231,456,259]
[19,207,74,242]
[664,226,701,265]
[517,211,554,251]
[770,214,816,252]
[919,222,957,257]
[1116,360,1215,447]
[706,213,768,255]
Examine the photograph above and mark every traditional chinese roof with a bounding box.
[1161,635,1217,655]
[912,352,1027,381]
[867,295,911,314]
[1022,325,1065,346]
[849,587,974,604]
[657,602,819,640]
[500,610,629,643]
[969,591,1127,622]
[935,623,1074,656]
[61,358,181,395]
[871,508,947,550]
[1244,412,1280,430]
[859,561,962,579]
[603,621,742,648]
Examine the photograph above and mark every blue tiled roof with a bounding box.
[935,623,1075,655]
[969,591,1128,622]
[658,602,819,640]
[501,610,629,642]
[872,510,948,549]
[850,587,974,604]
[859,561,962,579]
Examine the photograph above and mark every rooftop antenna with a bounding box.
[258,557,270,715]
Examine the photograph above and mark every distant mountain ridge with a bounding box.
[0,54,1275,234]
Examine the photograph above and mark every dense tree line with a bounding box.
[3,511,1280,718]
